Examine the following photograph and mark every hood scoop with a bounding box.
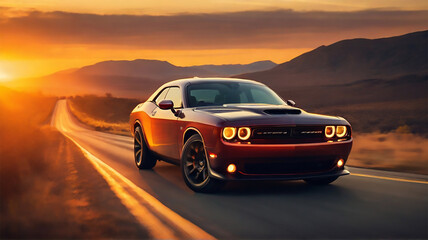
[264,109,301,115]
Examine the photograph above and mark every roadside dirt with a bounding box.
[1,128,148,238]
[348,132,428,175]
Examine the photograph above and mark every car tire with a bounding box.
[304,176,338,185]
[181,134,224,193]
[134,125,156,169]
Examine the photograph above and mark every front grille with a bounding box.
[251,126,325,143]
[253,127,292,139]
[242,157,336,175]
[293,126,324,138]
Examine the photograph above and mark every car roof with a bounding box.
[166,77,263,86]
[148,77,265,102]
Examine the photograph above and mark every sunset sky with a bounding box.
[1,0,427,80]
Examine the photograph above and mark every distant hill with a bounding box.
[7,60,276,97]
[197,61,276,76]
[238,30,428,87]
[74,59,210,79]
[74,59,276,79]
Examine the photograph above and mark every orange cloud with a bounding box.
[2,9,427,49]
[1,8,427,78]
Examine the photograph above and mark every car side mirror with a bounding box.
[286,99,296,107]
[159,99,178,116]
[159,99,174,110]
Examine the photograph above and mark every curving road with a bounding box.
[52,100,428,239]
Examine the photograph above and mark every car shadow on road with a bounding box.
[218,180,347,196]
[141,162,351,197]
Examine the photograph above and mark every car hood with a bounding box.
[193,104,348,126]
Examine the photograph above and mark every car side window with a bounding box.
[164,87,182,108]
[155,88,169,105]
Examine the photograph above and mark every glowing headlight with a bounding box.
[325,126,335,138]
[223,127,236,140]
[336,126,347,138]
[238,127,251,140]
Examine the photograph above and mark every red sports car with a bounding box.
[130,78,353,192]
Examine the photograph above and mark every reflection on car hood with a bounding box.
[193,104,345,125]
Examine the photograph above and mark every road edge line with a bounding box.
[61,131,216,240]
[351,173,428,184]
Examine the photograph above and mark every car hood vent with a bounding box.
[264,109,301,115]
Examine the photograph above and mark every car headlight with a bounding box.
[325,126,335,138]
[223,127,236,140]
[336,126,347,138]
[238,127,251,140]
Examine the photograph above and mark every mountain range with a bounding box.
[75,59,277,79]
[5,30,427,100]
[8,60,276,97]
[238,30,427,88]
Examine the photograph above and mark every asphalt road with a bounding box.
[52,100,428,239]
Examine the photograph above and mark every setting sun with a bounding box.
[0,68,11,82]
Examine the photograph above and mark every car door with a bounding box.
[150,86,182,161]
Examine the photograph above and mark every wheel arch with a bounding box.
[182,127,223,179]
[183,127,202,145]
[133,120,142,132]
[133,119,152,150]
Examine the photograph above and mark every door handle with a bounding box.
[151,110,157,116]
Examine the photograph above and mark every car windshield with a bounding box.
[187,82,285,107]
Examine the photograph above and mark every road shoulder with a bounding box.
[1,128,148,238]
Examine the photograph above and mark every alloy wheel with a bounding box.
[183,141,209,186]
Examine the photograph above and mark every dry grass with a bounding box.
[0,87,59,236]
[68,94,142,136]
[68,101,130,135]
[349,132,428,175]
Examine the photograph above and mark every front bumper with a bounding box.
[205,139,353,180]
